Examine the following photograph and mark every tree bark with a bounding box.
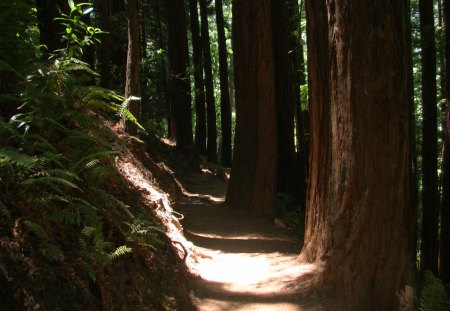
[124,0,141,135]
[440,0,450,283]
[166,0,193,149]
[189,0,207,155]
[419,0,439,275]
[215,0,232,167]
[226,0,276,218]
[271,0,296,196]
[199,0,217,163]
[301,1,416,310]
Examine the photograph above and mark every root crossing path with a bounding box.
[173,164,334,311]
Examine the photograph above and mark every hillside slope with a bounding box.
[0,122,196,311]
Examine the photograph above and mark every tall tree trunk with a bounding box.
[199,0,217,163]
[96,0,112,88]
[226,0,276,218]
[215,0,232,167]
[301,1,416,310]
[271,0,296,196]
[166,0,193,149]
[189,0,207,155]
[124,0,141,135]
[440,0,450,284]
[420,0,439,275]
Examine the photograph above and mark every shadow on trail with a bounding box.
[172,164,337,311]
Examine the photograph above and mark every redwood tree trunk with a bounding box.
[226,0,276,218]
[271,0,296,195]
[124,0,141,135]
[166,0,193,149]
[419,0,439,275]
[440,0,450,283]
[199,0,217,163]
[189,0,207,155]
[301,1,416,310]
[215,0,232,167]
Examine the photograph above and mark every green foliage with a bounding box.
[55,1,104,59]
[126,216,164,250]
[419,270,450,311]
[0,0,153,282]
[300,84,309,111]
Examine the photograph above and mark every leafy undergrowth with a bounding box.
[0,117,199,310]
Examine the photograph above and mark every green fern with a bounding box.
[0,148,36,169]
[23,220,49,240]
[45,243,63,262]
[49,210,80,226]
[70,150,118,173]
[0,200,11,221]
[420,270,450,311]
[109,245,132,260]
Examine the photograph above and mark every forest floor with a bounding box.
[170,162,341,311]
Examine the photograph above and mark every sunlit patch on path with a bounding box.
[174,167,332,311]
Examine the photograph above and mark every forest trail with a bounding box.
[173,164,334,311]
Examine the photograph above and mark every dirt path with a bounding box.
[173,166,336,311]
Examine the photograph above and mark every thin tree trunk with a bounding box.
[440,0,450,283]
[226,0,276,218]
[271,0,296,196]
[301,1,416,309]
[189,0,207,155]
[215,0,232,167]
[420,0,439,275]
[124,0,141,135]
[199,0,217,163]
[166,0,193,149]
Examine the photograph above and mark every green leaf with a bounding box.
[83,7,93,15]
[68,0,75,10]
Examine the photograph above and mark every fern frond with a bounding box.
[118,97,145,131]
[109,245,132,260]
[24,220,49,240]
[59,58,98,77]
[85,159,100,169]
[83,262,96,281]
[24,176,81,190]
[420,270,450,311]
[50,210,80,226]
[0,148,36,168]
[45,243,63,262]
[81,226,97,237]
[0,200,11,221]
[70,150,118,172]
